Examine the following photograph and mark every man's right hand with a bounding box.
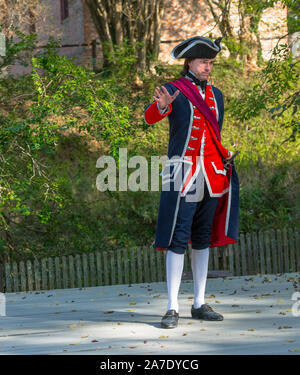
[153,86,180,110]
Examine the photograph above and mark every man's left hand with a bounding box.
[223,151,240,170]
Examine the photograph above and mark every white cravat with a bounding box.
[187,70,206,99]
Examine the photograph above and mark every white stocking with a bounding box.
[191,247,209,308]
[166,250,185,313]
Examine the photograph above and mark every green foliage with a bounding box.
[0,32,299,262]
[30,40,132,158]
[286,0,300,33]
[0,34,134,261]
[229,43,300,141]
[0,26,37,72]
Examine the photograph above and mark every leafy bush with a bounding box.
[0,34,299,263]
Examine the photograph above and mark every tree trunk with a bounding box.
[205,0,237,58]
[205,0,265,66]
[238,0,263,70]
[84,0,165,72]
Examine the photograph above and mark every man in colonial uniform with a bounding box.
[144,36,239,329]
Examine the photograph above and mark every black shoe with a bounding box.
[161,309,179,329]
[191,304,223,321]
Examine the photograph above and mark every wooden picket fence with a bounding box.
[0,227,299,293]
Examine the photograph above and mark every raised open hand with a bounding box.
[153,86,180,110]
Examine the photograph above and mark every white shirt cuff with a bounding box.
[157,102,170,115]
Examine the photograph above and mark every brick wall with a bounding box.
[9,0,87,76]
[8,0,288,76]
[158,0,288,63]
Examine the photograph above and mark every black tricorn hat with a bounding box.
[171,36,222,59]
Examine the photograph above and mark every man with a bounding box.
[144,36,239,329]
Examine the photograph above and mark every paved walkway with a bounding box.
[0,273,299,355]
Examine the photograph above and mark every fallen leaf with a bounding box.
[129,302,136,305]
[159,335,168,338]
[200,328,206,331]
[119,293,126,296]
[91,339,99,342]
[183,332,188,336]
[254,296,267,299]
[67,323,77,329]
[144,341,148,344]
[277,299,284,303]
[117,322,123,325]
[215,300,221,303]
[71,309,77,312]
[54,312,61,314]
[187,322,193,325]
[279,312,286,315]
[129,346,137,349]
[81,336,88,338]
[285,340,295,343]
[278,326,293,329]
[248,329,255,331]
[104,311,115,314]
[232,304,240,307]
[69,343,81,346]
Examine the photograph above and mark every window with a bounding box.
[60,0,69,21]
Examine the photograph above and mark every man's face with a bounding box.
[188,58,215,81]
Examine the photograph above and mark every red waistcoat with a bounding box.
[145,82,232,198]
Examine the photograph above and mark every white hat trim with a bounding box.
[171,39,221,59]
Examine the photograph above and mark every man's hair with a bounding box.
[180,58,194,76]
